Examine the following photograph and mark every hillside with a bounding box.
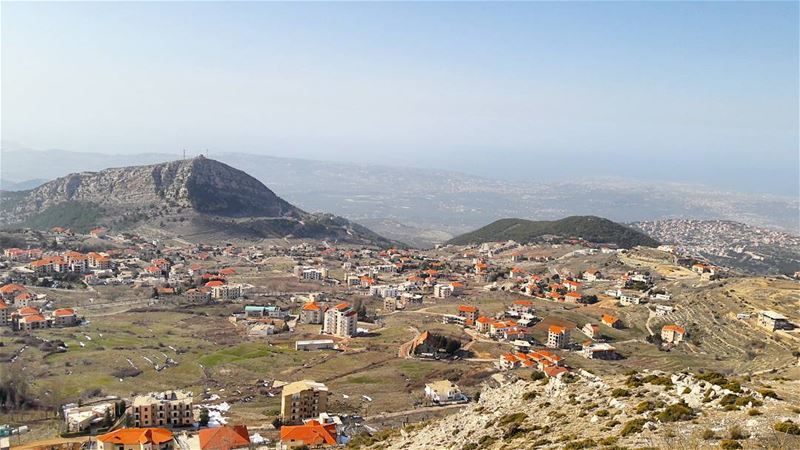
[448,216,658,248]
[363,371,800,450]
[0,156,391,245]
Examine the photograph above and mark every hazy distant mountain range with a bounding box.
[2,147,797,247]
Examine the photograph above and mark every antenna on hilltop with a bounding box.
[183,149,186,159]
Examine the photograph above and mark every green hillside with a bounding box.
[448,216,658,248]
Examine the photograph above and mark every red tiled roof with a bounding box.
[280,420,337,446]
[98,428,173,445]
[198,425,250,450]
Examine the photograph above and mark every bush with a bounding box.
[564,439,596,450]
[747,408,761,416]
[523,391,538,400]
[611,388,630,398]
[719,440,742,449]
[635,401,659,414]
[773,421,800,435]
[696,372,728,386]
[497,412,527,427]
[757,388,778,399]
[734,395,762,407]
[727,425,749,440]
[620,418,647,437]
[718,394,738,406]
[531,370,546,381]
[701,428,716,440]
[595,409,609,417]
[656,402,695,422]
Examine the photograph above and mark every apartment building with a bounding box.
[322,303,357,337]
[132,391,194,428]
[280,380,329,424]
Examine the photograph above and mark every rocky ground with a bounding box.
[355,370,800,450]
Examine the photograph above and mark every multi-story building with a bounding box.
[457,305,479,322]
[210,284,242,300]
[132,391,194,428]
[0,302,8,326]
[322,303,357,337]
[280,380,329,424]
[546,325,569,349]
[433,284,453,299]
[299,302,324,324]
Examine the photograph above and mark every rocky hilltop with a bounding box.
[364,371,800,450]
[0,156,390,245]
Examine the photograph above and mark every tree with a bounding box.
[199,408,210,427]
[271,417,283,429]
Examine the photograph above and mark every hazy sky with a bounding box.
[2,2,798,195]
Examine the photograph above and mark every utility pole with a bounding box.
[183,149,186,159]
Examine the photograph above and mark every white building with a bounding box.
[424,380,466,403]
[323,303,357,337]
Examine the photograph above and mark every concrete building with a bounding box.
[97,428,174,450]
[299,302,324,324]
[322,303,357,338]
[280,380,329,424]
[132,391,193,428]
[546,325,569,349]
[424,380,466,403]
[759,310,791,332]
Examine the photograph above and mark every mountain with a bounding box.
[2,148,798,247]
[448,216,659,248]
[0,157,391,245]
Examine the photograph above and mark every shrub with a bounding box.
[701,428,715,440]
[718,394,738,406]
[747,408,761,416]
[734,395,762,407]
[727,425,749,440]
[523,391,538,401]
[595,409,610,417]
[719,440,742,449]
[598,436,618,445]
[656,402,695,422]
[773,421,800,435]
[620,418,647,437]
[531,370,546,381]
[635,401,658,414]
[757,388,778,399]
[564,439,596,450]
[611,388,630,398]
[497,412,527,427]
[697,372,728,386]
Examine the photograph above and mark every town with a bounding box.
[0,224,798,450]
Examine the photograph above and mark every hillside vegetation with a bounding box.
[448,216,658,248]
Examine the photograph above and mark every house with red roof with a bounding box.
[280,420,337,448]
[195,425,250,450]
[97,427,174,450]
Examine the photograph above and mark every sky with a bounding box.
[2,1,798,196]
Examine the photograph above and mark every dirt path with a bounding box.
[397,326,420,358]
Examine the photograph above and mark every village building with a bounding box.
[299,302,325,324]
[131,390,194,428]
[279,420,337,449]
[546,325,569,349]
[582,323,601,340]
[457,305,479,322]
[601,314,621,329]
[758,310,791,332]
[424,380,467,403]
[661,324,686,344]
[97,428,174,450]
[322,303,357,337]
[280,380,329,424]
[193,425,250,450]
